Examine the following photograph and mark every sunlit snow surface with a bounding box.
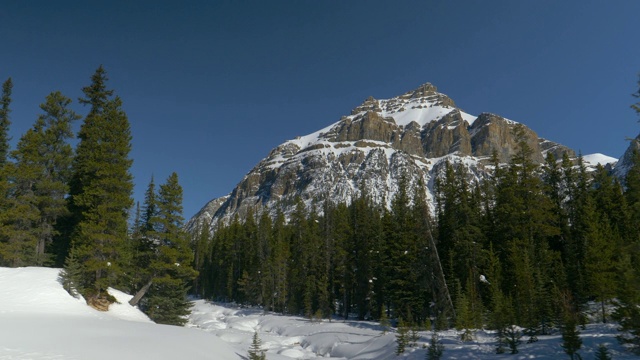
[0,267,636,359]
[582,153,618,166]
[0,267,235,360]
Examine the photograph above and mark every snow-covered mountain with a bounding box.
[187,83,616,231]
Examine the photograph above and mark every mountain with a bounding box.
[187,83,611,231]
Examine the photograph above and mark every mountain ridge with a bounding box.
[187,83,618,232]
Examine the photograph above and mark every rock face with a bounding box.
[187,83,578,232]
[613,133,640,180]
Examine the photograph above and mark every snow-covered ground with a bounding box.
[0,267,636,359]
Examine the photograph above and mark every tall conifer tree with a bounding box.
[65,66,134,303]
[143,172,198,325]
[0,78,13,263]
[0,92,79,266]
[0,78,13,166]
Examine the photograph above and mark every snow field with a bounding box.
[0,267,636,359]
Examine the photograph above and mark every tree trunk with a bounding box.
[129,279,153,306]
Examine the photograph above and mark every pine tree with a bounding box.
[379,305,390,334]
[387,176,423,322]
[248,331,266,360]
[625,148,640,240]
[270,210,289,313]
[561,318,582,359]
[504,325,522,354]
[143,172,198,325]
[594,344,612,360]
[192,221,211,298]
[632,73,640,117]
[454,284,474,342]
[0,77,12,165]
[129,177,160,293]
[0,78,13,265]
[2,92,79,266]
[59,251,84,298]
[395,317,409,355]
[426,332,444,360]
[65,66,134,303]
[613,253,640,354]
[560,291,583,360]
[563,154,591,306]
[584,212,618,323]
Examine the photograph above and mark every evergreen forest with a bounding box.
[1,67,640,354]
[0,67,196,325]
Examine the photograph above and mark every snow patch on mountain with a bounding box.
[582,153,618,166]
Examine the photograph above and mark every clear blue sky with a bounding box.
[2,1,639,219]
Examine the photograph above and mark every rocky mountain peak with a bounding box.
[350,96,381,115]
[408,82,438,98]
[187,82,584,232]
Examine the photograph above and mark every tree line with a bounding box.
[192,87,640,354]
[0,67,196,325]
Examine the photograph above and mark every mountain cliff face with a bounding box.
[187,83,578,231]
[614,133,640,180]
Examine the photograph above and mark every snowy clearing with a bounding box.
[0,267,636,359]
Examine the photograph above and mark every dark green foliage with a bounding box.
[632,74,640,117]
[0,77,12,165]
[409,324,420,347]
[248,331,266,360]
[504,325,522,354]
[454,282,477,341]
[65,66,134,300]
[625,149,640,240]
[0,92,78,267]
[594,344,612,360]
[142,173,198,325]
[561,317,582,359]
[395,317,409,355]
[584,213,618,323]
[379,305,390,334]
[0,77,13,265]
[59,251,84,298]
[426,332,444,360]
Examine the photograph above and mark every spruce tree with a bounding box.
[504,325,522,354]
[426,332,444,360]
[632,73,640,117]
[379,305,390,334]
[59,251,84,298]
[143,172,198,325]
[454,283,475,342]
[561,316,582,360]
[594,344,612,360]
[0,78,13,265]
[387,176,422,322]
[584,212,618,323]
[0,77,12,165]
[613,252,640,354]
[4,92,79,266]
[248,331,266,360]
[395,317,409,355]
[65,66,134,303]
[129,177,159,296]
[625,149,640,239]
